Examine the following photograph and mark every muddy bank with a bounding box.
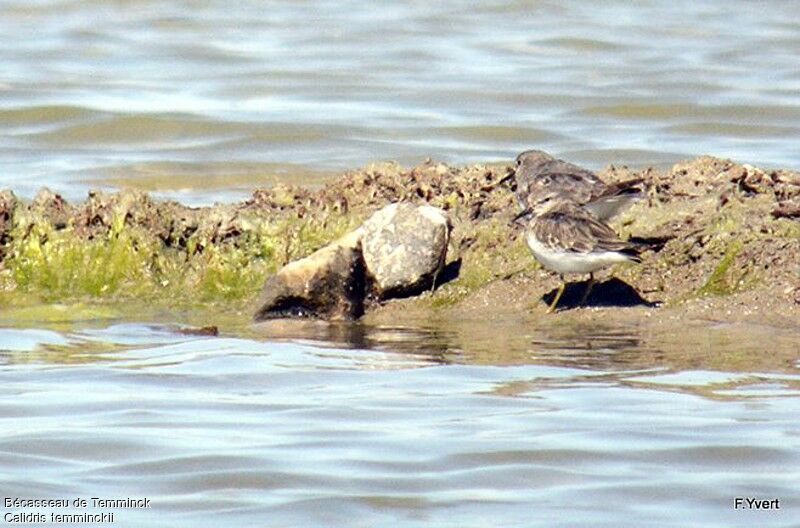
[1,155,799,328]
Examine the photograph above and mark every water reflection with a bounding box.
[1,321,798,527]
[255,315,798,383]
[3,316,793,383]
[247,314,800,403]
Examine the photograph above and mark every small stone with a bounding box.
[177,325,219,336]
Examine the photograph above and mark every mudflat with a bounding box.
[1,155,798,332]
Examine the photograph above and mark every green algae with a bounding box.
[6,216,156,299]
[0,200,359,311]
[0,301,122,327]
[430,219,534,308]
[697,240,747,296]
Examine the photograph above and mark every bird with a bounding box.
[514,149,644,222]
[523,192,643,313]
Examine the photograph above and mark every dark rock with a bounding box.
[253,231,365,321]
[176,325,219,336]
[361,202,450,298]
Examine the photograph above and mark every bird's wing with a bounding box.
[588,177,645,202]
[532,205,640,258]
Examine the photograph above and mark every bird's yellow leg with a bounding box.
[579,273,595,306]
[547,277,566,314]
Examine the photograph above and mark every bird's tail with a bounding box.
[620,246,643,263]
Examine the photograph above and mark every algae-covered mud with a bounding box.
[1,155,799,330]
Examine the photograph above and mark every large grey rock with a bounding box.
[361,202,450,298]
[253,230,365,321]
[252,201,450,322]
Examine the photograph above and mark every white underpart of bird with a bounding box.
[525,231,635,274]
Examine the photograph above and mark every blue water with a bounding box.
[1,0,799,203]
[1,322,799,527]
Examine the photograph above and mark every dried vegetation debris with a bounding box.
[0,190,17,256]
[596,156,800,309]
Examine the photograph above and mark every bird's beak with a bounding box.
[512,208,533,224]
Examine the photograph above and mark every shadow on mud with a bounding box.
[542,277,658,311]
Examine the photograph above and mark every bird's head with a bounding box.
[530,191,568,215]
[515,149,554,170]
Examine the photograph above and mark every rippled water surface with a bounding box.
[2,2,800,526]
[2,0,800,203]
[2,321,799,527]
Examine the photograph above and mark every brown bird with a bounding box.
[524,192,643,313]
[514,150,644,222]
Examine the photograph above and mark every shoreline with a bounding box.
[1,155,799,331]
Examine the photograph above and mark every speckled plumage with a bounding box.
[514,150,644,221]
[526,198,641,273]
[523,195,642,312]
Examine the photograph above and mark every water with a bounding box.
[1,321,799,527]
[2,1,800,204]
[2,2,800,525]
